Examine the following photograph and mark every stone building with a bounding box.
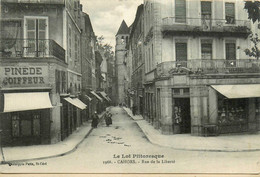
[115,20,130,105]
[0,0,88,146]
[141,0,260,136]
[80,12,97,121]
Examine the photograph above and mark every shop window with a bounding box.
[11,112,41,137]
[225,3,235,24]
[175,0,186,23]
[218,96,247,126]
[12,114,20,137]
[201,43,212,59]
[33,114,40,136]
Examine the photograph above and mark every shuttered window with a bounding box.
[176,43,187,62]
[226,43,236,60]
[201,43,212,59]
[225,3,235,24]
[201,1,211,15]
[175,0,186,23]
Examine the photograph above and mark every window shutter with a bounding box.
[201,1,211,15]
[175,0,186,23]
[176,43,187,61]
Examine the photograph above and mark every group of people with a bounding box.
[91,111,113,128]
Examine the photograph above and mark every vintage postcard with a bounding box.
[0,0,260,176]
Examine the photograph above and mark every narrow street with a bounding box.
[1,107,260,174]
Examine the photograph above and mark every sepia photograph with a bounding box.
[0,0,260,176]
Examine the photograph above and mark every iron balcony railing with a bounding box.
[0,38,65,62]
[162,17,251,33]
[156,59,260,77]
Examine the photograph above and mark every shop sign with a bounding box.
[1,66,48,86]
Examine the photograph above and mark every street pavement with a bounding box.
[0,107,260,174]
[123,107,260,152]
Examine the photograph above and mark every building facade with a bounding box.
[130,4,145,116]
[140,0,260,136]
[0,0,90,146]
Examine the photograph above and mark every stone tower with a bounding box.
[115,20,129,105]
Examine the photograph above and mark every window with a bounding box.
[201,1,211,16]
[25,17,48,56]
[226,43,236,67]
[176,43,187,67]
[201,1,212,30]
[201,42,212,59]
[226,43,236,60]
[225,3,235,24]
[175,0,186,23]
[11,112,41,137]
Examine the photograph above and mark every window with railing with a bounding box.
[24,17,48,57]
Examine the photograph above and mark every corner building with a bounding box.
[143,0,260,136]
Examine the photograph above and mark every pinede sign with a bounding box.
[1,66,48,86]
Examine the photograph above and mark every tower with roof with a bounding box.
[115,20,130,105]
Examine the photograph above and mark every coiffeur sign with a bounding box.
[1,66,48,86]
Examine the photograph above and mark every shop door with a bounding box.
[175,98,191,133]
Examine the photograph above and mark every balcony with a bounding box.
[0,39,65,62]
[156,59,260,78]
[162,17,251,38]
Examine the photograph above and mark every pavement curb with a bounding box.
[122,107,260,153]
[1,113,106,165]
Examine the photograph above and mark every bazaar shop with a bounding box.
[208,84,260,134]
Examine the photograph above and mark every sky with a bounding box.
[82,0,143,49]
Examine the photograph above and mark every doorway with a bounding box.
[174,98,191,133]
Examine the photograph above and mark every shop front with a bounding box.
[61,97,87,140]
[0,92,53,146]
[210,84,260,134]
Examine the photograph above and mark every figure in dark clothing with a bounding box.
[132,105,136,116]
[105,112,112,127]
[91,111,99,128]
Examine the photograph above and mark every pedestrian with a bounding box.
[91,111,99,128]
[105,111,113,126]
[133,105,136,116]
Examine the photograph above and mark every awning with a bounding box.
[63,97,86,110]
[4,92,53,113]
[99,92,110,102]
[90,91,103,102]
[211,84,260,99]
[72,98,87,110]
[85,94,92,101]
[106,96,112,101]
